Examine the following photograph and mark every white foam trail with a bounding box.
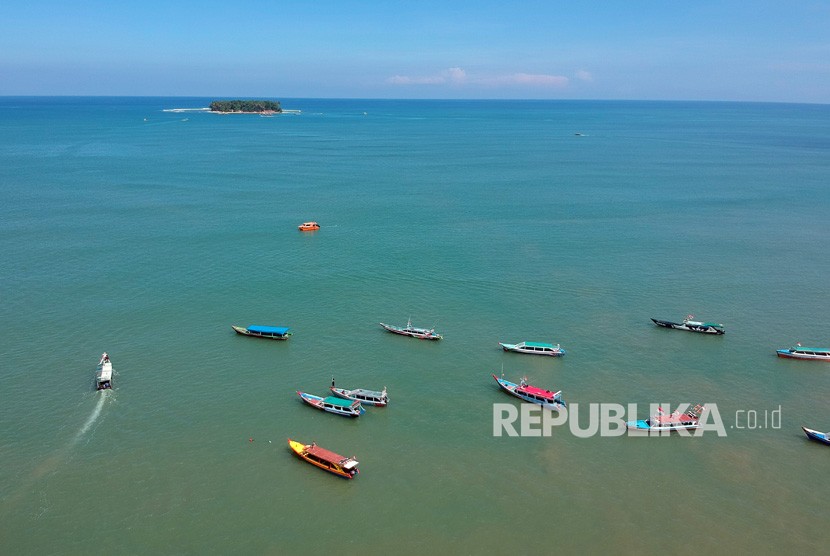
[3,393,109,515]
[73,392,106,444]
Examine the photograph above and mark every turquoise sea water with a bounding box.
[1,97,829,554]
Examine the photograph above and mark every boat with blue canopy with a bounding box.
[498,340,565,356]
[231,324,292,340]
[776,345,830,361]
[297,391,365,417]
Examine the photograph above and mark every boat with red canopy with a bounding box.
[492,374,566,411]
[288,439,359,479]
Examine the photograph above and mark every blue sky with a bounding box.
[1,1,828,102]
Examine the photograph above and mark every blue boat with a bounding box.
[232,324,292,340]
[802,426,830,446]
[297,391,365,417]
[776,346,830,361]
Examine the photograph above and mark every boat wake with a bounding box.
[2,392,110,517]
[72,392,107,445]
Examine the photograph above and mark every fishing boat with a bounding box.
[650,315,724,335]
[287,439,359,479]
[297,391,365,417]
[379,319,442,340]
[776,345,830,361]
[95,352,113,391]
[330,378,388,407]
[298,221,320,231]
[491,374,566,411]
[498,341,565,356]
[626,404,705,434]
[802,426,830,446]
[231,324,292,340]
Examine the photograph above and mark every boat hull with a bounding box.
[625,421,701,435]
[802,426,830,445]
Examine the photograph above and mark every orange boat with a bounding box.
[288,439,359,479]
[298,221,320,231]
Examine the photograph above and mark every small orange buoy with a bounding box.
[248,437,254,442]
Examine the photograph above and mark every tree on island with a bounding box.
[209,100,282,113]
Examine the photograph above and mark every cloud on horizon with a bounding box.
[387,67,468,85]
[387,67,571,89]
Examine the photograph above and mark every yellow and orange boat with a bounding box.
[287,439,359,479]
[298,221,320,231]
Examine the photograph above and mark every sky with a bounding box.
[1,1,829,102]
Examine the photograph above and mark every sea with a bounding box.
[1,97,829,555]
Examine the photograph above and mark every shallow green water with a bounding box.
[1,97,829,554]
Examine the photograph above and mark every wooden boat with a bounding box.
[491,374,566,411]
[231,324,292,340]
[650,315,724,335]
[287,439,359,479]
[95,352,113,391]
[379,319,442,340]
[498,341,565,356]
[330,378,388,407]
[626,404,705,434]
[298,221,320,231]
[776,345,830,361]
[802,426,830,446]
[297,391,365,417]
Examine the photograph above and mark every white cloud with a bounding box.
[388,67,571,90]
[575,69,593,81]
[488,73,569,87]
[387,67,467,86]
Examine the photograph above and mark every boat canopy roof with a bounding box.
[247,325,290,334]
[323,396,358,407]
[519,384,560,398]
[306,444,354,465]
[522,341,556,348]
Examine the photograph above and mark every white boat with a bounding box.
[330,378,388,407]
[96,352,113,390]
[498,341,565,356]
[651,315,725,335]
[379,318,442,340]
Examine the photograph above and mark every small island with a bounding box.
[209,100,282,114]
